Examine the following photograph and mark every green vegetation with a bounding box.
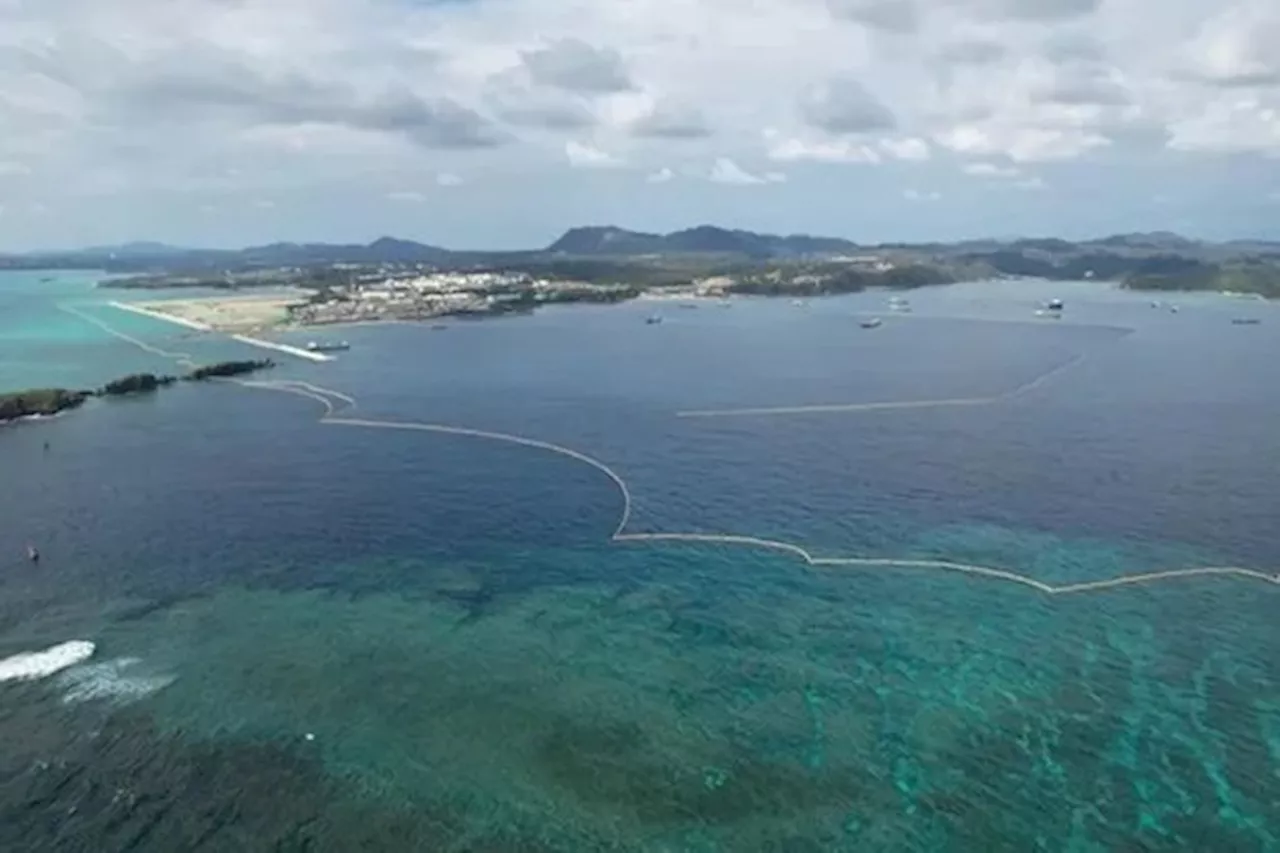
[1123,261,1280,299]
[0,389,89,422]
[185,360,274,381]
[99,373,175,396]
[2,361,275,425]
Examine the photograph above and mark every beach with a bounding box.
[121,293,307,334]
[109,296,334,362]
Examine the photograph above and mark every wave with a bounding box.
[58,656,175,705]
[0,640,95,682]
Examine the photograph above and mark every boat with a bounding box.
[1046,298,1064,311]
[646,315,663,325]
[305,340,351,353]
[430,324,448,331]
[860,317,883,329]
[26,545,39,564]
[1231,318,1261,325]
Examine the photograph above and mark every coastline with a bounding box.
[108,300,333,363]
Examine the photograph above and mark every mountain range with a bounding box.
[4,225,1279,274]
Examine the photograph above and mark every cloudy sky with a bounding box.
[1,0,1278,250]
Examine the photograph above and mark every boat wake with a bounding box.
[0,640,95,683]
[58,657,176,705]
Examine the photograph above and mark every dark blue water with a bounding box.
[1,277,1277,851]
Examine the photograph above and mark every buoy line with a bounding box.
[233,379,1280,597]
[71,309,1277,596]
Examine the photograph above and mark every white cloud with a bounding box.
[646,167,674,183]
[0,0,1277,247]
[904,188,941,201]
[767,136,881,164]
[709,158,776,185]
[564,140,622,168]
[1167,98,1280,154]
[937,125,1111,162]
[436,172,463,186]
[963,162,1021,178]
[880,137,931,161]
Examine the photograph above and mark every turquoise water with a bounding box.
[0,273,1277,850]
[0,271,280,391]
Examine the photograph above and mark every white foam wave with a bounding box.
[58,656,175,705]
[0,640,95,682]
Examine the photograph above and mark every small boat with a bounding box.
[306,341,351,353]
[430,324,448,331]
[27,545,39,563]
[678,303,700,310]
[1231,318,1261,325]
[1046,298,1064,311]
[1169,305,1179,314]
[646,315,663,325]
[860,317,883,329]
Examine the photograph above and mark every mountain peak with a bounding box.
[545,225,858,257]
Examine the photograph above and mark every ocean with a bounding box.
[0,270,1277,851]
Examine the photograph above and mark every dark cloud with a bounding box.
[801,78,896,134]
[498,101,596,130]
[629,104,711,139]
[519,38,633,94]
[1200,69,1280,88]
[1043,76,1131,106]
[980,0,1101,22]
[938,40,1007,66]
[1042,33,1107,64]
[125,58,505,148]
[826,0,917,33]
[482,67,597,131]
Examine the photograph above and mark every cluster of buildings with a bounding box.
[291,271,537,325]
[288,270,622,325]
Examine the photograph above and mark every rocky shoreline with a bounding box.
[0,360,275,425]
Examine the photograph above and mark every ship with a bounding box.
[305,340,351,353]
[646,315,663,325]
[1231,318,1261,325]
[860,317,883,329]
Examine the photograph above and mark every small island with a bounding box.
[0,389,90,422]
[0,360,276,426]
[186,360,274,381]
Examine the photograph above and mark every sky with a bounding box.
[1,0,1279,250]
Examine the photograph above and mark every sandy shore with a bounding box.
[109,296,334,362]
[127,293,306,334]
